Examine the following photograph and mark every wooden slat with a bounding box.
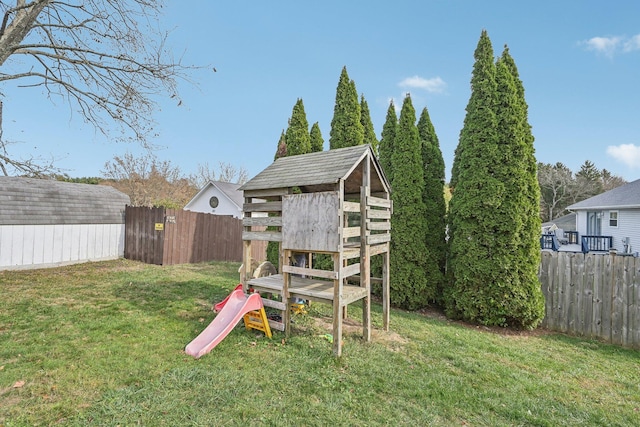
[368,209,391,219]
[343,226,360,238]
[260,298,287,311]
[368,221,391,231]
[342,262,360,278]
[282,265,338,280]
[243,201,282,213]
[367,233,390,245]
[349,275,383,285]
[242,231,282,242]
[370,242,389,256]
[343,247,360,259]
[267,319,285,332]
[343,201,360,212]
[367,195,391,208]
[242,216,283,227]
[243,188,289,198]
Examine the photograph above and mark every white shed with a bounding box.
[0,177,130,270]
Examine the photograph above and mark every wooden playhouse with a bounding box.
[239,144,391,356]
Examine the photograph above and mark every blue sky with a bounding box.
[4,1,640,182]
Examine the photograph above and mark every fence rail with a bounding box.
[539,251,640,348]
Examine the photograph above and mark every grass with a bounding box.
[1,259,639,426]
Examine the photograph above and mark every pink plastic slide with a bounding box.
[185,288,264,359]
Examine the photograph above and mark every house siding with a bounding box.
[0,223,125,270]
[576,209,640,253]
[184,186,242,218]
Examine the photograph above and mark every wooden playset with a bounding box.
[239,144,391,356]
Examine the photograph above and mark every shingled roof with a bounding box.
[0,177,130,225]
[567,178,640,210]
[239,144,390,194]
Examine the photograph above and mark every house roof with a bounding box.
[0,177,130,225]
[542,213,576,231]
[239,145,390,194]
[184,181,243,210]
[567,178,640,210]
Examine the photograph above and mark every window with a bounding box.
[609,211,618,227]
[209,196,219,208]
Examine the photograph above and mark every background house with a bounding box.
[0,177,130,270]
[183,181,244,218]
[568,178,640,254]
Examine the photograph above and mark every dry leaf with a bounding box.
[12,380,25,388]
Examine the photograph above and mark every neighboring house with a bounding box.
[567,178,640,254]
[184,181,244,218]
[0,177,130,270]
[541,213,576,233]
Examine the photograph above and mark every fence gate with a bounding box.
[125,206,262,265]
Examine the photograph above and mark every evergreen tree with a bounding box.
[446,30,503,324]
[447,31,544,328]
[285,98,311,156]
[274,130,287,160]
[329,66,364,149]
[417,107,447,300]
[360,95,379,154]
[310,122,324,152]
[378,101,397,182]
[498,46,544,327]
[267,129,289,267]
[389,95,432,309]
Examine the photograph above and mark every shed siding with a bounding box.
[0,223,125,270]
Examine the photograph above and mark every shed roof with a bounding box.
[0,177,130,225]
[567,178,640,210]
[239,145,390,194]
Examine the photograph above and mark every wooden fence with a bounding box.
[125,206,266,265]
[539,251,640,348]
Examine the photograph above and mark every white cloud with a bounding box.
[398,75,446,94]
[606,144,640,168]
[623,34,640,52]
[583,36,622,57]
[582,34,640,57]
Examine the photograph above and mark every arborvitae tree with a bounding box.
[371,101,397,289]
[378,101,397,182]
[389,95,432,309]
[329,66,364,149]
[446,30,503,324]
[285,98,311,156]
[417,107,447,301]
[274,130,287,160]
[498,46,544,327]
[360,95,379,155]
[267,130,289,266]
[310,122,324,152]
[448,31,544,328]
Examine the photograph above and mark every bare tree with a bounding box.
[101,151,196,208]
[0,0,194,175]
[189,161,248,188]
[538,162,574,222]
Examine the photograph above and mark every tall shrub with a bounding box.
[417,107,447,301]
[329,66,363,149]
[389,95,432,309]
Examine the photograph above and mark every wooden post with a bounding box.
[361,157,372,342]
[382,249,390,331]
[332,251,343,356]
[283,248,291,338]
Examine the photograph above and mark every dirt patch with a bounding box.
[417,306,553,338]
[312,317,409,349]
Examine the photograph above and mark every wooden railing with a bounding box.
[581,235,613,252]
[540,234,560,251]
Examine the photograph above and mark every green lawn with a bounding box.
[1,259,639,426]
